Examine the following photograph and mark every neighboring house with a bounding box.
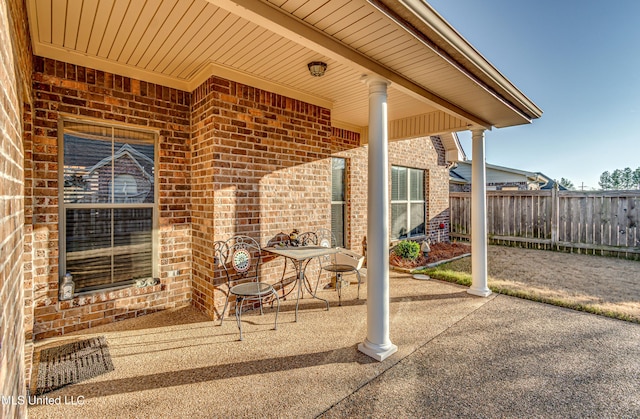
[87,143,154,204]
[538,175,569,191]
[1,0,540,410]
[65,142,155,204]
[450,161,557,191]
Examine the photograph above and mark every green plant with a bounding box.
[394,240,421,260]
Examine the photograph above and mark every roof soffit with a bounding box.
[209,0,492,128]
[25,0,541,131]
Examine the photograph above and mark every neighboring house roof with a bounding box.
[449,168,467,184]
[87,144,154,183]
[450,160,548,188]
[538,174,568,190]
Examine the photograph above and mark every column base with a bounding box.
[467,287,492,297]
[358,339,398,362]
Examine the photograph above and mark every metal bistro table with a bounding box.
[263,245,338,322]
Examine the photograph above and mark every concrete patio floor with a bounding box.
[28,271,640,418]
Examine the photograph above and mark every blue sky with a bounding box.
[427,0,640,190]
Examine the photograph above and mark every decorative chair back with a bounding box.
[324,246,365,305]
[297,231,318,246]
[315,228,336,249]
[315,231,364,305]
[314,228,338,271]
[266,232,291,248]
[335,247,365,270]
[213,240,230,284]
[217,236,280,340]
[224,235,262,285]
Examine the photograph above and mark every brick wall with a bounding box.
[27,57,453,336]
[388,135,450,244]
[488,181,528,191]
[29,57,192,340]
[333,132,451,253]
[25,60,453,330]
[451,182,530,193]
[431,133,447,167]
[426,136,451,243]
[331,128,367,255]
[191,77,333,319]
[450,183,468,193]
[1,0,32,415]
[23,101,34,386]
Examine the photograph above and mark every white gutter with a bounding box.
[373,0,542,123]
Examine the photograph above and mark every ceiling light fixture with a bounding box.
[307,61,327,77]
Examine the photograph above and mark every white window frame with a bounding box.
[58,117,159,293]
[331,157,347,247]
[391,166,426,239]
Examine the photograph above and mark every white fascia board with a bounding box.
[395,0,542,121]
[466,160,540,179]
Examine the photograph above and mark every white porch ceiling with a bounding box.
[26,0,541,133]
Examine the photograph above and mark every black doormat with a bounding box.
[35,336,114,395]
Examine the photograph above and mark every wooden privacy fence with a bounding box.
[450,190,640,258]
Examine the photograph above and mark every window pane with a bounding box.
[65,208,153,291]
[331,158,345,202]
[331,204,345,247]
[391,166,407,201]
[113,208,153,283]
[65,208,113,290]
[410,169,424,201]
[62,120,156,292]
[64,124,155,204]
[391,203,408,239]
[112,140,155,204]
[64,131,113,204]
[409,203,426,237]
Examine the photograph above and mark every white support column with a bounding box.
[469,129,492,297]
[358,75,398,362]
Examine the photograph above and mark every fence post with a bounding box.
[551,183,559,250]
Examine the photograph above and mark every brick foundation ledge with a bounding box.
[32,281,187,340]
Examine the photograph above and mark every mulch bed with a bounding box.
[389,241,471,269]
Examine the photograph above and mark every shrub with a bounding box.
[394,240,421,260]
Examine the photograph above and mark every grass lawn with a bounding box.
[414,245,640,324]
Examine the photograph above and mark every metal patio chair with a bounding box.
[217,235,279,341]
[316,228,365,306]
[266,232,297,299]
[296,231,320,295]
[297,231,317,247]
